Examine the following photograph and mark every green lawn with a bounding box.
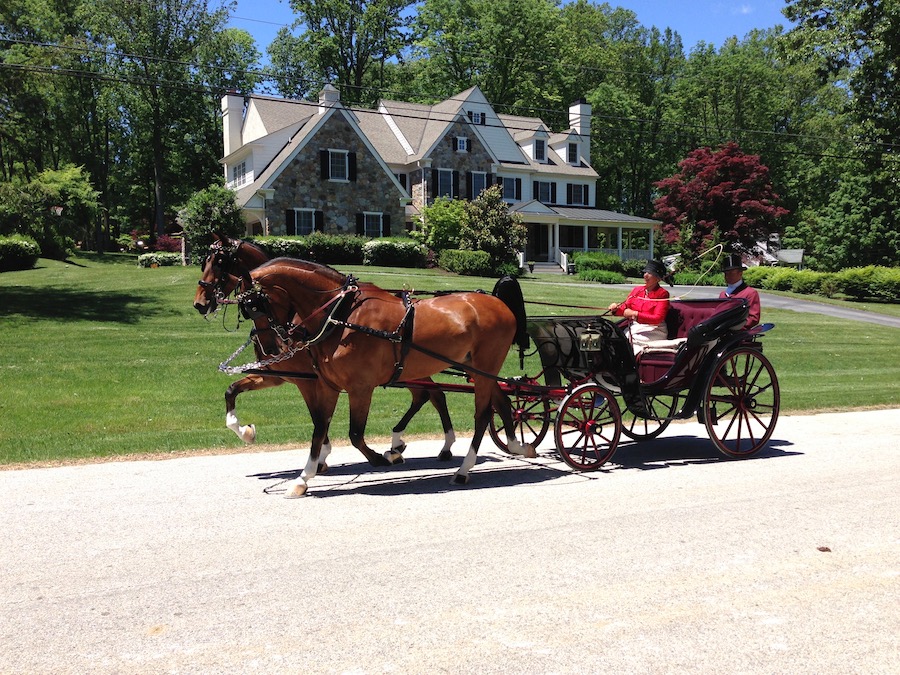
[1,253,898,465]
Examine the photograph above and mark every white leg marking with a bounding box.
[452,445,478,484]
[284,451,319,499]
[506,437,536,459]
[226,412,257,444]
[442,429,457,453]
[391,431,403,450]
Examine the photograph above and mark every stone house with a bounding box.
[221,85,658,266]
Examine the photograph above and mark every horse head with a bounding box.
[193,235,269,315]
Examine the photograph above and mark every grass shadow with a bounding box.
[0,286,161,324]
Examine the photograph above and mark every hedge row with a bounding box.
[0,235,41,272]
[578,269,626,284]
[245,234,428,268]
[743,265,900,301]
[438,249,493,276]
[137,252,182,267]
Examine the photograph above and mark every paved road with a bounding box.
[2,409,898,674]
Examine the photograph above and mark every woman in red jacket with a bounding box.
[608,259,671,354]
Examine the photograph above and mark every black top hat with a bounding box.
[643,259,668,279]
[722,254,747,271]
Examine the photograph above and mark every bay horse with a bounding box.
[193,234,457,463]
[239,257,533,497]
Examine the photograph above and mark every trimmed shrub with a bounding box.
[870,267,900,302]
[789,270,824,295]
[363,238,427,267]
[0,235,41,271]
[622,259,646,278]
[137,252,181,267]
[572,251,624,274]
[835,266,877,300]
[742,265,778,288]
[438,249,492,276]
[760,268,797,291]
[305,232,365,264]
[249,236,308,259]
[578,269,626,284]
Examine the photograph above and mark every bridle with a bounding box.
[198,241,247,308]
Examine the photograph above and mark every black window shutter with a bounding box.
[495,175,503,185]
[398,174,407,189]
[466,139,471,152]
[314,210,324,232]
[348,152,357,181]
[533,181,539,201]
[382,214,390,237]
[466,172,472,199]
[285,209,295,236]
[566,183,573,205]
[355,213,364,235]
[582,185,589,206]
[481,115,486,126]
[452,171,459,198]
[550,183,557,204]
[515,178,522,200]
[488,173,495,187]
[320,150,329,179]
[431,169,438,198]
[467,111,473,122]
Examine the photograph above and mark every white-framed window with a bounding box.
[568,183,589,206]
[468,110,485,125]
[535,180,552,203]
[470,171,487,198]
[534,139,546,162]
[231,160,248,187]
[286,208,316,235]
[363,212,383,238]
[329,149,348,181]
[437,169,454,198]
[456,137,469,152]
[502,177,518,201]
[568,142,579,164]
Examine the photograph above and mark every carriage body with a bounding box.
[497,297,780,470]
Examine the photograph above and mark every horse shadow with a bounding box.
[248,451,575,498]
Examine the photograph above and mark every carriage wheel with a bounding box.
[703,348,780,458]
[489,384,551,454]
[620,393,680,441]
[554,384,621,471]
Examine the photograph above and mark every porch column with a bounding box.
[583,224,588,251]
[649,227,654,258]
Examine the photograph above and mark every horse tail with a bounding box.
[492,275,530,351]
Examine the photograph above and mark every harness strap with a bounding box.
[386,292,416,385]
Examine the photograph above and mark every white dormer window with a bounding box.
[467,110,485,125]
[456,137,470,152]
[534,139,546,162]
[231,160,249,187]
[568,142,579,164]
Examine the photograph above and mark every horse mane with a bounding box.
[255,257,348,286]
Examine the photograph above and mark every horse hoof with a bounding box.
[371,455,392,467]
[284,482,308,499]
[524,444,536,459]
[384,450,405,465]
[451,473,469,485]
[437,450,453,462]
[241,424,256,444]
[317,462,328,474]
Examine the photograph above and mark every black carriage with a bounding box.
[488,297,780,471]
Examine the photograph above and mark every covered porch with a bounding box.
[510,203,660,268]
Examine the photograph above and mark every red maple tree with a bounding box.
[653,142,788,260]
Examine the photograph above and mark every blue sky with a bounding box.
[227,0,794,59]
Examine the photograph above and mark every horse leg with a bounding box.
[284,385,340,499]
[290,380,332,474]
[386,383,456,464]
[347,389,392,467]
[452,377,495,485]
[225,375,285,444]
[491,382,536,459]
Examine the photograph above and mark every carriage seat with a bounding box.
[637,298,748,383]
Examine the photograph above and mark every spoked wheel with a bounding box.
[489,381,551,454]
[703,347,780,458]
[554,384,621,471]
[620,393,680,441]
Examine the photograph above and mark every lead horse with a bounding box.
[240,257,533,497]
[193,235,458,462]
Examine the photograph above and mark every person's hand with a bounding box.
[608,302,619,311]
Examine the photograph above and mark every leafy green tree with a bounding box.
[653,142,788,262]
[458,184,526,269]
[271,0,413,106]
[412,196,466,253]
[178,182,245,261]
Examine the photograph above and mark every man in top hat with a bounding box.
[720,253,760,328]
[609,259,671,353]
